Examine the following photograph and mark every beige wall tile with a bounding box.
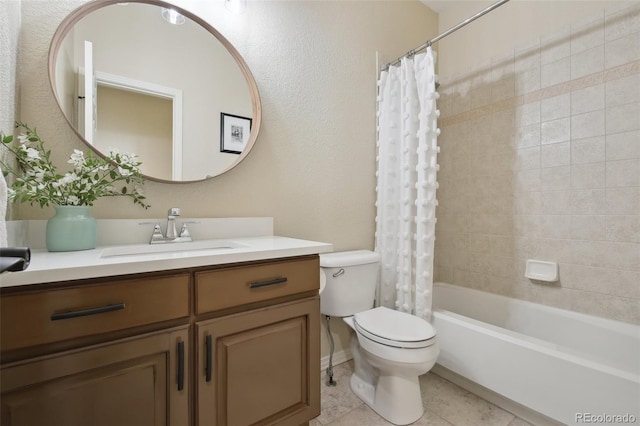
[515,67,541,95]
[606,159,640,187]
[563,264,609,292]
[541,57,571,88]
[571,45,605,79]
[537,238,574,264]
[605,3,640,42]
[572,189,608,214]
[572,110,606,139]
[605,33,640,68]
[515,101,541,127]
[572,15,605,54]
[541,29,571,65]
[541,117,571,144]
[541,191,573,215]
[541,142,571,168]
[572,83,605,115]
[541,166,571,190]
[516,123,541,149]
[515,146,541,170]
[435,3,639,324]
[571,162,606,189]
[606,73,640,107]
[571,240,609,267]
[605,187,640,215]
[541,93,570,121]
[539,214,573,238]
[606,102,640,134]
[515,39,541,73]
[608,268,640,299]
[572,136,606,164]
[515,191,542,214]
[607,215,640,243]
[570,215,607,241]
[605,241,640,270]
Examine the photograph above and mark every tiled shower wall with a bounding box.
[434,3,639,324]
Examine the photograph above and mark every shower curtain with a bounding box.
[375,47,439,321]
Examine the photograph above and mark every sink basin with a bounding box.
[100,239,246,258]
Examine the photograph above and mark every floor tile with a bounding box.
[314,361,527,426]
[315,361,364,424]
[420,373,516,426]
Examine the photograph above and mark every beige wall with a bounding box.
[14,0,438,358]
[435,1,640,324]
[0,0,21,223]
[437,0,633,79]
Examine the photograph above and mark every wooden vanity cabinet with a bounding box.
[196,298,320,426]
[1,326,190,426]
[195,255,321,426]
[0,273,191,426]
[0,254,321,426]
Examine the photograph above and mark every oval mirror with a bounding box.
[49,0,261,183]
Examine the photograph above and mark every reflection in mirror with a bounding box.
[50,0,261,182]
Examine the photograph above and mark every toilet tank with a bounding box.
[319,250,381,317]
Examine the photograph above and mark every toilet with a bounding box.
[320,250,439,426]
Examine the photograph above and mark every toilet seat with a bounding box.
[353,306,436,349]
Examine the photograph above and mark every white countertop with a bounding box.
[0,236,333,288]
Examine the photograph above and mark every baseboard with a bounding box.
[320,348,352,372]
[431,364,564,426]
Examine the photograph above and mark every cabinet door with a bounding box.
[197,297,320,426]
[0,326,189,426]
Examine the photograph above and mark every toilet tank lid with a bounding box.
[320,250,380,268]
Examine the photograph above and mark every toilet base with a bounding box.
[349,370,424,425]
[342,315,436,425]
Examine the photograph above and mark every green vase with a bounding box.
[46,205,97,252]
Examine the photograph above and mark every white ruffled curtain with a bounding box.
[375,47,439,321]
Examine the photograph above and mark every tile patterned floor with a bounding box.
[311,361,533,426]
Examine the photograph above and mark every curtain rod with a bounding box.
[383,0,511,70]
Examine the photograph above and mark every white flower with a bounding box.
[118,166,133,177]
[66,195,80,205]
[58,172,79,186]
[20,145,40,161]
[68,149,86,168]
[17,134,29,144]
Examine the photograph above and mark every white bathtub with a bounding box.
[432,282,640,426]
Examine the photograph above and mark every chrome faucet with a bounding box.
[148,207,193,244]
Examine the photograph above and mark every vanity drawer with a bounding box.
[1,274,190,352]
[195,256,319,314]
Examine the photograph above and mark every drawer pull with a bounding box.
[50,303,126,321]
[177,341,185,391]
[249,277,288,289]
[205,334,213,382]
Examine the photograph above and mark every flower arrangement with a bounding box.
[1,122,149,209]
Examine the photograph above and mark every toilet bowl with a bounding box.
[319,250,439,425]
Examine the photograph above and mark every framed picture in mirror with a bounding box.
[220,113,252,154]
